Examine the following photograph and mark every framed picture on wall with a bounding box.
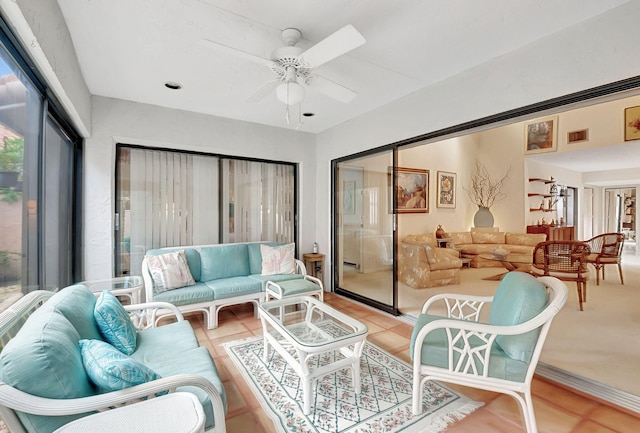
[436,171,456,208]
[524,116,558,154]
[396,167,429,213]
[624,105,640,141]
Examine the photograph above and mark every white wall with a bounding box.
[315,2,640,286]
[84,97,316,279]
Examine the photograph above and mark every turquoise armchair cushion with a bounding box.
[249,273,302,290]
[199,244,249,281]
[488,272,549,362]
[94,291,137,355]
[79,339,161,392]
[410,314,529,382]
[153,282,215,306]
[0,300,95,433]
[204,276,262,300]
[49,284,103,340]
[150,346,227,430]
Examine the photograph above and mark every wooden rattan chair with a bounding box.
[531,241,590,311]
[584,233,624,286]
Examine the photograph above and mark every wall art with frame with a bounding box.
[524,116,558,154]
[436,171,456,208]
[624,105,640,141]
[395,167,429,213]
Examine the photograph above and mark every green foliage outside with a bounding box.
[0,137,23,203]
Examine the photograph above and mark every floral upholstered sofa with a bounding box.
[398,233,462,289]
[447,230,547,268]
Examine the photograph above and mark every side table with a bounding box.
[79,275,144,304]
[52,392,205,433]
[436,237,453,248]
[302,253,325,287]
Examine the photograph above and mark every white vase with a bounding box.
[474,206,494,227]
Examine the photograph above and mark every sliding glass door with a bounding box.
[334,149,397,314]
[115,146,296,276]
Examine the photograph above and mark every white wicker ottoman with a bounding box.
[53,392,205,433]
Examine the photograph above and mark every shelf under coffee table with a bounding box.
[258,296,368,415]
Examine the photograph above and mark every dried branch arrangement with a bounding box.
[465,160,510,208]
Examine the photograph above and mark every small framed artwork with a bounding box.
[624,105,640,141]
[567,129,589,144]
[436,171,456,208]
[343,180,355,214]
[524,116,558,154]
[395,167,429,213]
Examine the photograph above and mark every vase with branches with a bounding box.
[465,160,510,227]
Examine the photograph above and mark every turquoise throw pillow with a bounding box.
[79,339,161,392]
[94,290,137,355]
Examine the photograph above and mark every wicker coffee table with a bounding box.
[258,296,368,415]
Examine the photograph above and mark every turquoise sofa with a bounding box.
[0,285,227,433]
[141,242,307,329]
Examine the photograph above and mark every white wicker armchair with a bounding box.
[411,273,568,433]
[0,290,226,433]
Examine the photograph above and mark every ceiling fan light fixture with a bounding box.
[276,81,305,105]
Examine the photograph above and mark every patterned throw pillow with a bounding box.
[79,339,161,392]
[145,250,196,293]
[261,243,296,275]
[94,290,137,355]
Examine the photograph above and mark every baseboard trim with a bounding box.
[536,363,640,414]
[399,313,640,414]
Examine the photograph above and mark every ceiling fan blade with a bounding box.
[298,25,366,68]
[246,79,280,102]
[200,38,274,68]
[308,74,358,103]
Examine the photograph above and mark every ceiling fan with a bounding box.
[202,25,366,125]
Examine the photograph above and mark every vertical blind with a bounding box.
[116,147,295,276]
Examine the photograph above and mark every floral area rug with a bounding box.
[224,330,482,433]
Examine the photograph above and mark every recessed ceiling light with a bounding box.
[302,112,315,117]
[164,82,182,90]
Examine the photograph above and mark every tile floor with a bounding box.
[190,292,640,433]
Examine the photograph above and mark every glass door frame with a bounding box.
[331,145,399,315]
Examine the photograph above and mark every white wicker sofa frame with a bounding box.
[0,290,226,433]
[141,242,308,329]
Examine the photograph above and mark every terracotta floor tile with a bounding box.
[223,380,248,416]
[483,394,526,427]
[366,329,410,352]
[587,405,640,433]
[444,408,523,432]
[206,320,251,339]
[571,420,619,433]
[532,378,599,416]
[225,411,264,433]
[389,321,414,338]
[361,311,401,329]
[357,317,386,334]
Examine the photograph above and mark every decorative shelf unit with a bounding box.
[528,178,556,214]
[527,225,575,241]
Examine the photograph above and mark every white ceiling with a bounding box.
[55,0,630,134]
